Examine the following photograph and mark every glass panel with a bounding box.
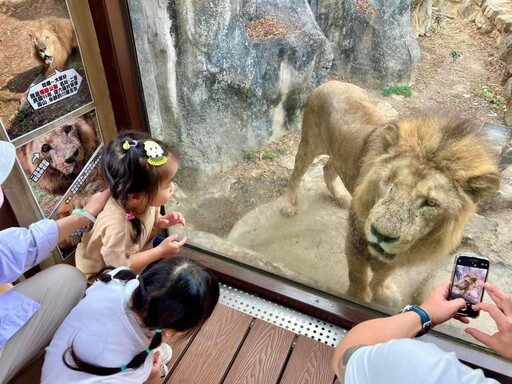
[126,1,511,352]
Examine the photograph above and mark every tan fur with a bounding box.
[17,115,99,195]
[28,17,78,78]
[282,81,500,307]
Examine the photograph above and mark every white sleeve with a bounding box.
[345,339,499,384]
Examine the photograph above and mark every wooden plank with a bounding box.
[167,304,253,384]
[223,319,295,384]
[280,335,335,384]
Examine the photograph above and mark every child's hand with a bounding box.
[157,234,187,257]
[158,212,186,228]
[148,350,162,380]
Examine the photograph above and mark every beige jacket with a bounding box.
[75,197,159,282]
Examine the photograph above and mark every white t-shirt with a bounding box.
[42,268,153,383]
[344,339,500,384]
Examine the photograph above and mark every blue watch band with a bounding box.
[400,304,432,337]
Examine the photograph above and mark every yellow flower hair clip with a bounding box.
[144,141,168,166]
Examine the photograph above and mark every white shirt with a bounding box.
[42,267,153,383]
[345,339,500,384]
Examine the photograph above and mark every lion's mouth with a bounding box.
[72,162,84,175]
[368,242,395,261]
[41,53,53,64]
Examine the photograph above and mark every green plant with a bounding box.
[242,146,288,162]
[382,85,412,98]
[242,148,260,162]
[476,82,506,110]
[450,50,463,63]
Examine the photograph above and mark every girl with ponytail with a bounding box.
[41,257,219,383]
[75,130,187,284]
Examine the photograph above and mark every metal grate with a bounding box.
[219,284,346,347]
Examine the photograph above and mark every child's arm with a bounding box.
[158,212,186,229]
[56,190,110,242]
[129,234,187,273]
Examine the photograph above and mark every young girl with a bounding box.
[75,131,187,283]
[41,257,219,383]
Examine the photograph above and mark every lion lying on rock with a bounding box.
[28,17,79,78]
[281,81,499,308]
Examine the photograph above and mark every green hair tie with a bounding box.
[146,348,151,354]
[121,365,127,372]
[155,328,162,333]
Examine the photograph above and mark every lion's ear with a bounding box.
[27,27,34,38]
[463,173,500,202]
[378,123,400,152]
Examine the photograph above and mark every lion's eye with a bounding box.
[63,125,73,134]
[422,198,437,207]
[41,144,51,153]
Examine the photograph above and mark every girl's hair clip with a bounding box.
[125,212,135,221]
[122,140,138,151]
[144,141,168,166]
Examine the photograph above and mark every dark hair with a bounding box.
[101,131,179,243]
[63,257,219,376]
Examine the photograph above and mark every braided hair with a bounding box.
[101,131,179,243]
[63,257,219,376]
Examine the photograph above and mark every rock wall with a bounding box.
[127,0,421,188]
[315,0,420,87]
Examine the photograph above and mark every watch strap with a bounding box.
[400,304,432,337]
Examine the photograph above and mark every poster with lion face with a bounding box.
[15,109,105,257]
[0,0,93,140]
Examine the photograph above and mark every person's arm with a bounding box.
[465,283,512,360]
[0,190,109,283]
[129,234,187,273]
[56,190,110,243]
[332,282,467,379]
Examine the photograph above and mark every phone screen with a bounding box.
[449,254,489,317]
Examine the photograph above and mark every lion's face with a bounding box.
[31,124,86,175]
[361,156,464,262]
[352,117,500,264]
[30,29,57,64]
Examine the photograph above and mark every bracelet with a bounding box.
[71,208,96,224]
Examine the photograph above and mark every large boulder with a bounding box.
[315,0,420,87]
[127,0,332,189]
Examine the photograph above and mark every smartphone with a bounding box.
[449,253,490,318]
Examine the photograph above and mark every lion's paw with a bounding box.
[372,282,403,311]
[346,285,371,303]
[280,203,298,217]
[332,193,352,209]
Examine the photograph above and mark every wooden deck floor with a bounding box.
[149,303,336,384]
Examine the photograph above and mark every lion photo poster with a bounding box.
[15,110,105,259]
[0,0,93,141]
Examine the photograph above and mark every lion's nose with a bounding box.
[65,149,79,164]
[371,225,399,243]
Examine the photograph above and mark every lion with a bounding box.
[17,114,99,195]
[453,273,478,294]
[28,17,79,78]
[281,81,500,308]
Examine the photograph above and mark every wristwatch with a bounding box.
[399,304,432,337]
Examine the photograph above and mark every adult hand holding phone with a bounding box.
[465,283,512,360]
